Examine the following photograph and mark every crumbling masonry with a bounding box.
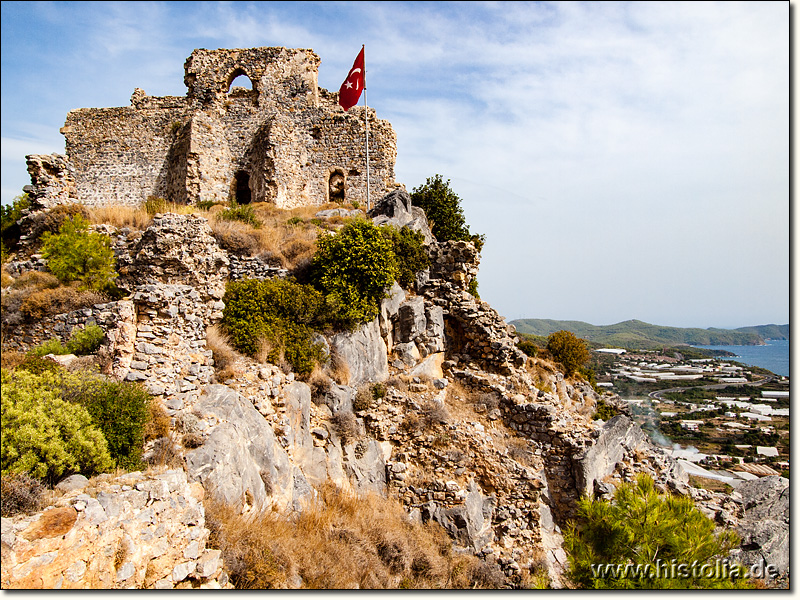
[25,47,397,209]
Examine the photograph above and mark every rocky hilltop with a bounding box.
[1,45,788,590]
[1,192,787,589]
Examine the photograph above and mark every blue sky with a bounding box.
[1,1,789,329]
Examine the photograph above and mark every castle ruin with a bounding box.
[25,47,397,209]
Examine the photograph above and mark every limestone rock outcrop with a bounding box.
[367,189,434,244]
[1,469,227,589]
[734,476,789,575]
[330,317,389,386]
[183,384,310,513]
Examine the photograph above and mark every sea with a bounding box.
[692,339,790,378]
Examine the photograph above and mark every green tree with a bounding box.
[547,330,589,376]
[564,474,748,589]
[410,175,484,250]
[310,219,398,329]
[40,214,117,291]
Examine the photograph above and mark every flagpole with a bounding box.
[363,44,371,211]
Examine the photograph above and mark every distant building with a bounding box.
[762,391,789,399]
[741,412,771,422]
[756,447,780,458]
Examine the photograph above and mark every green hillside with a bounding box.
[509,318,778,349]
[734,324,789,340]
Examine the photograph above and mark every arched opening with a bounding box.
[234,170,252,204]
[227,68,254,94]
[328,169,345,204]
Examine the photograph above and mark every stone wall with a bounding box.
[28,47,396,210]
[25,155,78,209]
[419,240,526,376]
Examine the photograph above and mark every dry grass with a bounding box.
[204,483,490,589]
[19,286,108,321]
[80,199,363,273]
[1,472,47,517]
[207,201,357,271]
[206,324,241,374]
[443,380,486,422]
[1,270,107,329]
[306,367,331,402]
[330,411,362,444]
[1,267,13,288]
[506,437,536,467]
[86,205,153,230]
[326,350,350,385]
[0,351,27,370]
[143,399,171,443]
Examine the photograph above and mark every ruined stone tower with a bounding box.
[26,47,397,209]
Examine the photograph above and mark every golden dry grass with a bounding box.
[83,199,364,272]
[207,201,360,270]
[1,267,13,288]
[86,205,153,230]
[204,483,490,589]
[326,350,351,385]
[206,325,241,373]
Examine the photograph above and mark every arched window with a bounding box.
[227,68,255,94]
[328,169,345,203]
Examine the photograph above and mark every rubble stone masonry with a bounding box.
[26,47,397,210]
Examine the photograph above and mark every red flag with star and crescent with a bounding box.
[338,47,365,111]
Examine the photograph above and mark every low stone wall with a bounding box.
[0,300,136,377]
[227,254,288,280]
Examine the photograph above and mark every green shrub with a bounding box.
[144,196,168,215]
[222,278,326,377]
[310,219,398,329]
[1,194,30,252]
[467,277,480,299]
[28,338,69,358]
[219,203,262,228]
[66,324,105,355]
[197,200,223,211]
[546,330,589,376]
[28,325,104,358]
[382,226,430,289]
[592,397,617,421]
[410,175,485,250]
[40,215,117,292]
[57,373,151,471]
[1,369,113,481]
[564,474,748,589]
[517,340,538,358]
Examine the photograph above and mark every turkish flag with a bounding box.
[338,47,365,111]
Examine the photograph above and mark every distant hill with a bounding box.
[508,319,786,349]
[734,324,789,340]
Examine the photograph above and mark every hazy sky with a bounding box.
[1,1,789,329]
